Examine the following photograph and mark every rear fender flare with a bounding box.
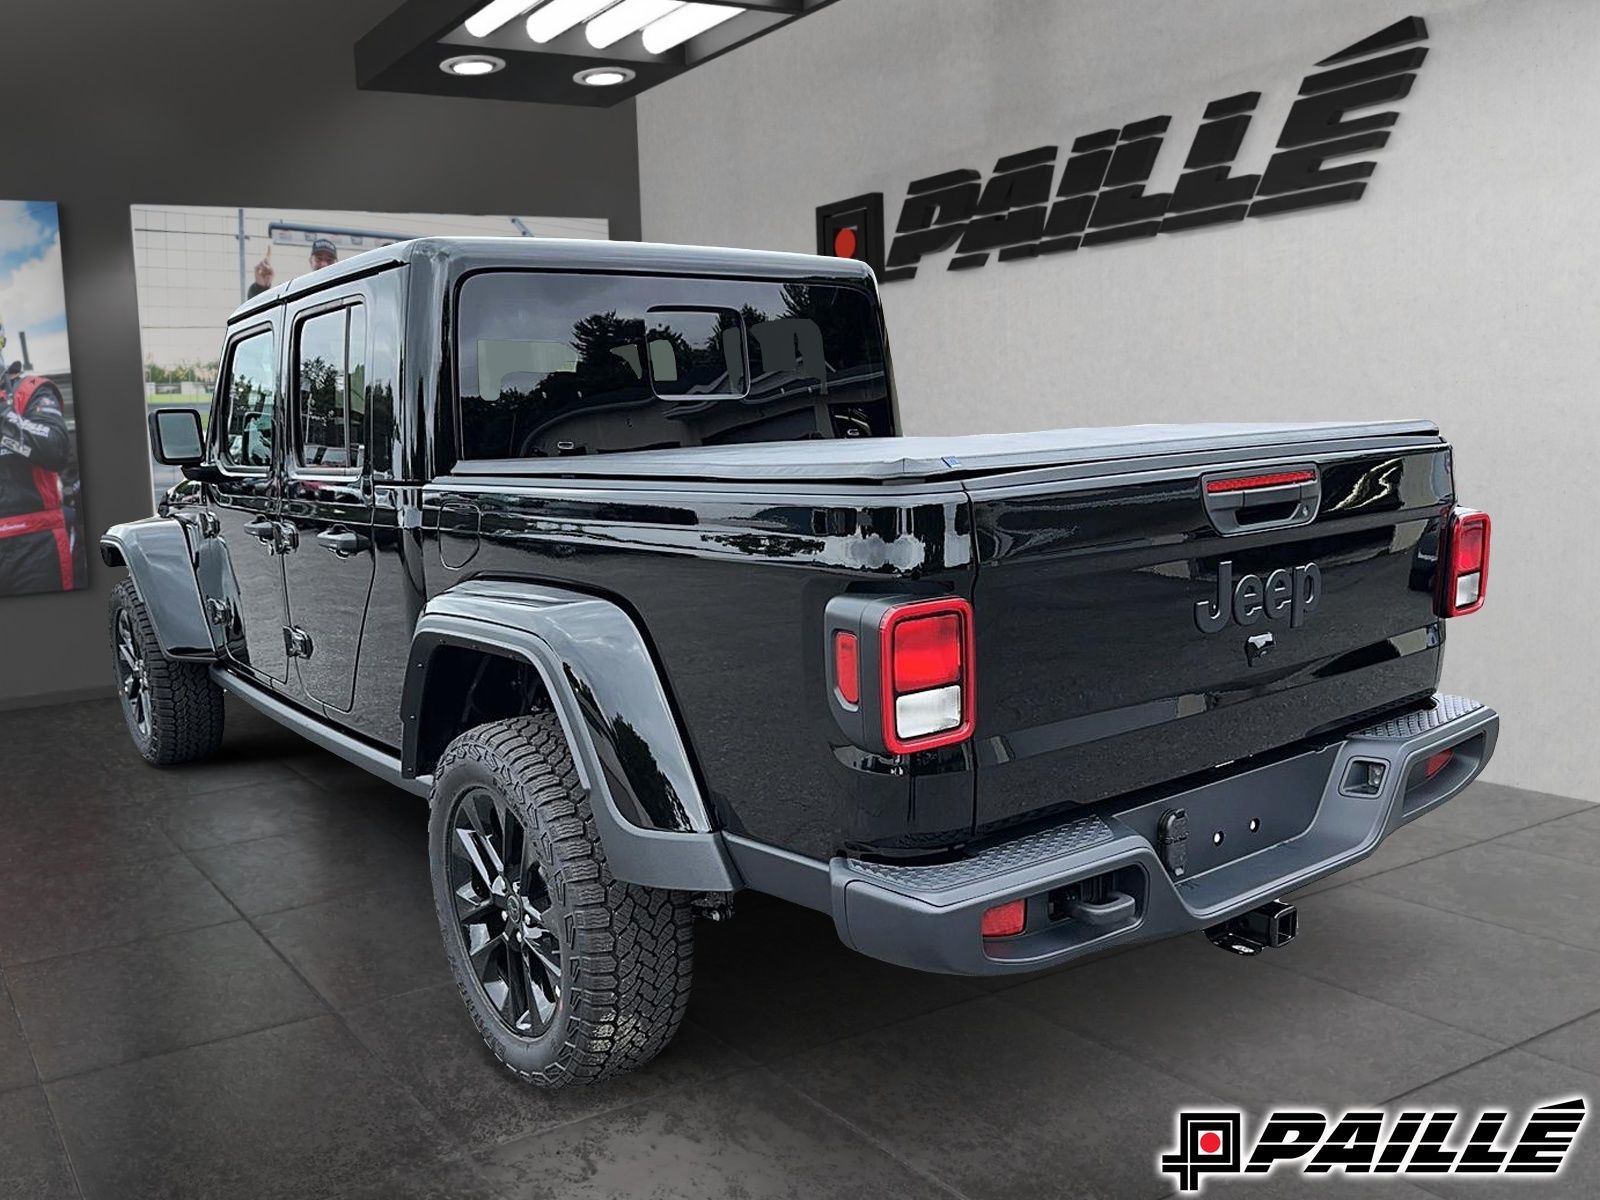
[99,518,219,659]
[403,580,739,893]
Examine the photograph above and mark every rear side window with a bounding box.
[220,330,276,469]
[455,272,891,459]
[293,304,367,471]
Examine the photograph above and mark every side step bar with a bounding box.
[210,668,431,799]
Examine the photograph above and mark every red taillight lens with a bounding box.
[1441,509,1491,617]
[879,597,975,754]
[1424,749,1454,779]
[833,631,859,706]
[892,613,962,692]
[981,898,1026,938]
[1455,520,1486,573]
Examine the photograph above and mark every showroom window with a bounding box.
[455,272,892,459]
[293,304,368,472]
[220,329,276,470]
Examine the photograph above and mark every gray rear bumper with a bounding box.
[730,694,1497,975]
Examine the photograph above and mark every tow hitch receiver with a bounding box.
[1206,900,1298,956]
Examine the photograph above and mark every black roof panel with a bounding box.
[229,237,873,323]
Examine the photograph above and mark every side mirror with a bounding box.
[148,407,206,466]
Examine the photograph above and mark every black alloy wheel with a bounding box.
[428,713,694,1087]
[447,786,563,1036]
[114,605,152,740]
[107,578,225,765]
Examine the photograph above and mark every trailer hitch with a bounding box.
[1206,899,1298,956]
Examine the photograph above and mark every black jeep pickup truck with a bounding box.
[106,237,1497,1088]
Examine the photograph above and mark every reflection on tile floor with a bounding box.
[0,698,1594,1199]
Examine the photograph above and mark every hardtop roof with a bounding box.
[227,236,874,324]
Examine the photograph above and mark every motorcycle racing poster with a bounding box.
[0,199,86,597]
[129,204,609,509]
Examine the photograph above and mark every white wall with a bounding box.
[639,0,1600,800]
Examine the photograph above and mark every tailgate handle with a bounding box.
[1201,467,1320,535]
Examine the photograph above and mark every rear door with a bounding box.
[967,436,1452,833]
[279,293,377,713]
[205,320,290,685]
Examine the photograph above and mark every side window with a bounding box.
[293,303,367,471]
[220,330,276,469]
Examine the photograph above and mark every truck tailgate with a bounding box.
[965,429,1452,835]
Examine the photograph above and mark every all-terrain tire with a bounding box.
[428,712,695,1088]
[109,577,225,765]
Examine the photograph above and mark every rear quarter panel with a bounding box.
[423,477,975,860]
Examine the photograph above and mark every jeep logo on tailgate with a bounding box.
[1195,561,1321,634]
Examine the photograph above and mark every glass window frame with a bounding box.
[214,322,278,475]
[289,298,366,478]
[643,305,750,403]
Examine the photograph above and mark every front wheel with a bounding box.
[109,578,225,765]
[428,712,694,1087]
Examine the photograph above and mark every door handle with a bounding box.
[316,527,370,556]
[244,516,298,554]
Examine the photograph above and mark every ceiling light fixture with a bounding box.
[441,54,506,75]
[464,0,541,39]
[586,0,683,49]
[640,2,743,53]
[527,0,614,43]
[574,65,637,86]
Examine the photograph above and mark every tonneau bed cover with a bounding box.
[449,420,1441,484]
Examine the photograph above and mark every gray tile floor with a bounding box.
[0,697,1595,1200]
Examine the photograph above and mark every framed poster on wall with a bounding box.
[129,205,610,510]
[0,199,86,597]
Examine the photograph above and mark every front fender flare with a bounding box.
[100,518,219,659]
[402,580,739,893]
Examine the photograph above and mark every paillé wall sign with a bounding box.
[817,17,1429,283]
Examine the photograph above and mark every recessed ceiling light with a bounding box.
[441,54,506,76]
[641,2,743,54]
[574,66,637,87]
[587,0,683,49]
[464,1,539,39]
[527,0,614,44]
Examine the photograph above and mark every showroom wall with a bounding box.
[639,0,1598,799]
[0,0,639,712]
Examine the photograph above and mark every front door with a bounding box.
[205,321,290,684]
[279,297,376,713]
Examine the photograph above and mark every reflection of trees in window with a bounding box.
[301,354,342,452]
[469,310,652,457]
[572,311,646,382]
[781,284,879,372]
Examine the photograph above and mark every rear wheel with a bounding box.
[109,578,225,765]
[428,712,694,1087]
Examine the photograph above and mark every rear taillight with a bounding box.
[1441,509,1491,617]
[823,593,976,756]
[881,599,975,753]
